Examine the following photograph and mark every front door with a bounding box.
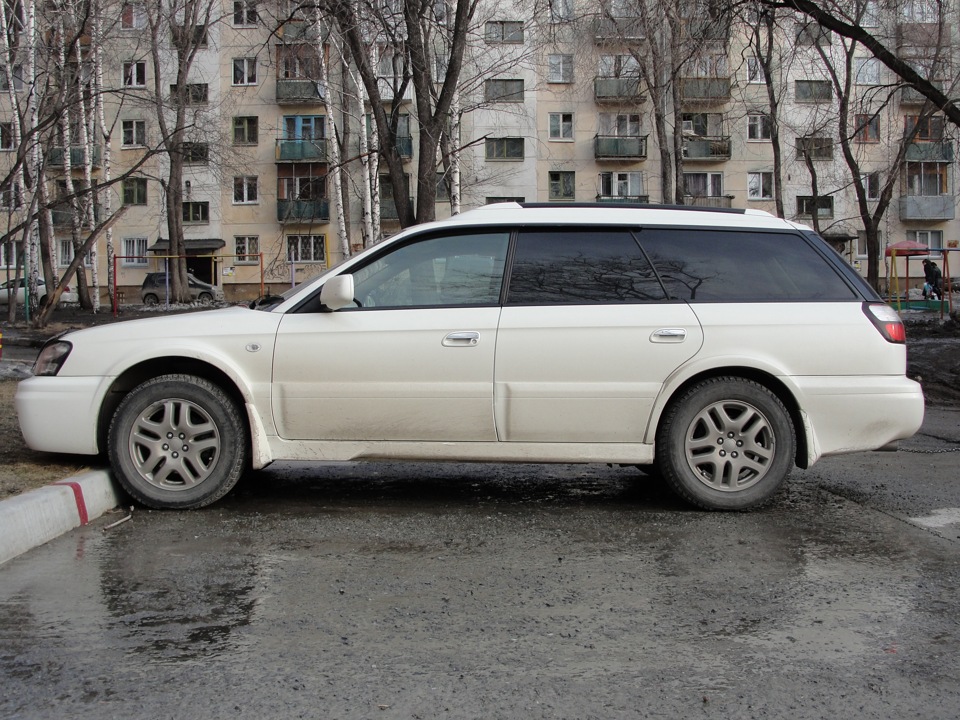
[272,230,510,442]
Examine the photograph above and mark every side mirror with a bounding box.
[320,274,355,311]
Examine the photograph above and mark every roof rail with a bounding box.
[518,202,747,215]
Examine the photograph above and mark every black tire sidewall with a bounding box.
[657,378,795,510]
[108,374,247,509]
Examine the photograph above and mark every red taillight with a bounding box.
[863,302,906,343]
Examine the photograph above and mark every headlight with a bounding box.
[33,340,73,376]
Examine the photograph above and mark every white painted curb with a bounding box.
[0,470,123,565]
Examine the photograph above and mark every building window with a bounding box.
[233,116,258,145]
[862,0,881,26]
[599,54,639,78]
[854,57,880,85]
[550,0,573,22]
[904,115,944,141]
[0,65,24,91]
[683,172,723,197]
[905,162,949,196]
[484,20,523,43]
[795,79,832,102]
[0,180,21,209]
[748,172,774,200]
[548,54,573,83]
[747,57,764,83]
[235,235,259,263]
[121,237,148,266]
[182,142,209,164]
[170,83,209,104]
[122,61,146,88]
[182,201,209,223]
[120,3,145,29]
[549,112,574,141]
[121,119,146,147]
[795,22,832,46]
[598,171,643,199]
[797,195,834,218]
[862,171,881,200]
[796,136,834,160]
[59,239,93,268]
[548,171,575,200]
[233,176,258,204]
[172,24,208,47]
[122,177,147,205]
[280,175,326,201]
[233,0,258,25]
[907,229,942,253]
[232,58,257,86]
[284,115,325,139]
[901,0,940,23]
[854,114,880,143]
[287,234,326,264]
[748,113,772,141]
[484,79,524,103]
[599,113,642,136]
[485,137,524,160]
[0,121,14,150]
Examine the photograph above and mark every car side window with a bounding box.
[506,228,666,305]
[639,229,858,302]
[350,232,509,309]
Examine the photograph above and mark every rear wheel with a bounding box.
[107,374,248,509]
[143,293,159,305]
[656,377,795,510]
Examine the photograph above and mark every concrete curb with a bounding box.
[0,470,125,565]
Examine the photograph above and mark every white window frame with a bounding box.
[0,181,22,209]
[122,60,146,88]
[547,54,573,83]
[121,119,146,147]
[599,171,643,198]
[121,2,146,30]
[121,236,148,266]
[548,112,574,141]
[683,172,723,197]
[748,113,772,141]
[0,121,14,150]
[748,172,774,200]
[233,0,258,26]
[747,57,764,84]
[861,171,881,200]
[907,229,942,255]
[235,235,260,264]
[59,239,93,268]
[232,57,258,86]
[854,57,880,85]
[549,171,575,200]
[233,175,259,204]
[287,234,326,264]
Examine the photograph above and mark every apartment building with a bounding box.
[1,0,956,303]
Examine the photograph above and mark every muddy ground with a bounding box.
[1,304,958,498]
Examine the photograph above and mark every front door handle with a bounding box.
[443,331,480,347]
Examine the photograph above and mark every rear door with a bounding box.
[493,228,703,442]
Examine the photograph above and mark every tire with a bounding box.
[198,292,212,303]
[143,293,159,305]
[656,377,795,510]
[107,374,248,509]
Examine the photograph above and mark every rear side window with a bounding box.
[639,229,858,302]
[506,229,666,304]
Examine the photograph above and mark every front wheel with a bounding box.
[107,374,248,509]
[656,377,795,510]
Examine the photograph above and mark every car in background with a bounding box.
[0,277,79,306]
[16,203,924,512]
[140,272,224,305]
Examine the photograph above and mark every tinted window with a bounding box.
[639,229,857,302]
[506,229,666,305]
[350,232,509,308]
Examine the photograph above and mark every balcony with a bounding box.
[52,203,102,227]
[396,135,413,159]
[901,81,944,105]
[594,16,644,42]
[277,198,330,223]
[899,195,955,221]
[596,194,650,203]
[904,141,954,162]
[276,79,325,104]
[682,135,731,161]
[679,77,731,102]
[281,20,319,41]
[682,195,734,208]
[897,22,951,47]
[594,76,645,102]
[594,135,648,159]
[48,145,102,168]
[276,138,328,162]
[380,197,413,220]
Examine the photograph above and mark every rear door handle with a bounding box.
[651,328,686,342]
[443,331,480,347]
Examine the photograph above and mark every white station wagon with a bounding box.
[16,203,924,510]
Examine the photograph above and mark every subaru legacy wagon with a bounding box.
[16,204,924,510]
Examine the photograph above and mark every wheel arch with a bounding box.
[96,357,250,457]
[650,365,810,470]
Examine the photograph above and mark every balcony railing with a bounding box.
[897,22,952,48]
[682,195,734,208]
[594,76,645,102]
[594,135,648,159]
[901,81,944,104]
[596,194,650,204]
[48,145,102,168]
[679,77,731,102]
[594,16,644,41]
[276,138,328,162]
[52,203,102,227]
[276,78,325,103]
[904,141,954,162]
[380,197,413,220]
[682,135,731,160]
[899,195,956,221]
[277,198,330,222]
[282,20,319,41]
